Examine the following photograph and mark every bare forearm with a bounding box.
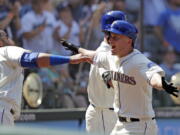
[150,72,179,97]
[23,29,41,40]
[154,26,164,43]
[13,17,21,30]
[36,53,51,67]
[78,48,96,56]
[0,14,14,29]
[150,73,163,90]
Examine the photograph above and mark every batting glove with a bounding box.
[162,77,179,97]
[59,39,79,54]
[102,71,112,89]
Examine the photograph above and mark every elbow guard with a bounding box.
[20,52,39,68]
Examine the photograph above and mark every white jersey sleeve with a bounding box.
[93,51,110,68]
[137,57,165,84]
[96,41,111,52]
[0,46,28,68]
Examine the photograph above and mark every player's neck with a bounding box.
[118,48,133,58]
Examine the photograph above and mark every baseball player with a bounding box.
[93,20,179,135]
[60,10,126,134]
[0,30,90,126]
[85,11,126,135]
[60,20,178,135]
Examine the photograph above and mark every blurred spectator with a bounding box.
[154,0,180,57]
[144,0,166,26]
[20,0,57,52]
[19,0,32,18]
[111,0,139,24]
[80,0,95,26]
[38,61,88,109]
[68,0,84,22]
[160,47,180,81]
[43,0,54,12]
[112,0,126,11]
[53,1,85,80]
[0,0,21,42]
[153,47,180,107]
[86,1,107,50]
[53,1,84,55]
[38,68,58,108]
[142,0,167,62]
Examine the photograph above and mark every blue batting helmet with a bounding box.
[107,20,138,41]
[101,10,126,31]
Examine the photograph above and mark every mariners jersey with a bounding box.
[0,46,28,118]
[94,49,165,118]
[87,41,116,108]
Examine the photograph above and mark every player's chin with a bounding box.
[111,50,116,55]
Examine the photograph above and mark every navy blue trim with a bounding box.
[117,52,140,110]
[144,122,147,135]
[1,109,4,124]
[101,110,105,135]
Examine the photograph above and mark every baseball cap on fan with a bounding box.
[56,1,70,12]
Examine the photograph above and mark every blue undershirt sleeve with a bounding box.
[20,52,71,68]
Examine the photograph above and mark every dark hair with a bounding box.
[8,0,17,4]
[56,1,70,12]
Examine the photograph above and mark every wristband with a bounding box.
[50,55,70,65]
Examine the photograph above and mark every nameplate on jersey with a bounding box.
[110,71,136,85]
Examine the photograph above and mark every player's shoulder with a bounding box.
[0,46,28,55]
[129,49,152,65]
[131,49,160,68]
[96,41,110,52]
[97,51,111,57]
[132,49,150,61]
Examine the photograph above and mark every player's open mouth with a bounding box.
[111,46,116,54]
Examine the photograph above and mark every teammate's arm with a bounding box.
[59,39,96,56]
[150,73,163,90]
[20,52,92,68]
[150,73,179,97]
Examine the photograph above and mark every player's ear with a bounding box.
[127,38,132,45]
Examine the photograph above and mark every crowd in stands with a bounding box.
[0,0,180,109]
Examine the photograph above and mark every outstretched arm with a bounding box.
[20,52,92,68]
[150,73,179,97]
[59,39,96,57]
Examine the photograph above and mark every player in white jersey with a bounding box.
[93,20,179,135]
[0,30,91,126]
[85,11,127,135]
[60,10,126,134]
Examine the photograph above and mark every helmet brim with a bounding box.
[107,28,136,40]
[107,28,126,36]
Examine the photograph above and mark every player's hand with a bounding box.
[59,39,79,54]
[70,53,93,64]
[102,71,114,89]
[162,77,179,97]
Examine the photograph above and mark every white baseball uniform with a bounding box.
[86,41,117,135]
[94,49,165,135]
[0,46,28,125]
